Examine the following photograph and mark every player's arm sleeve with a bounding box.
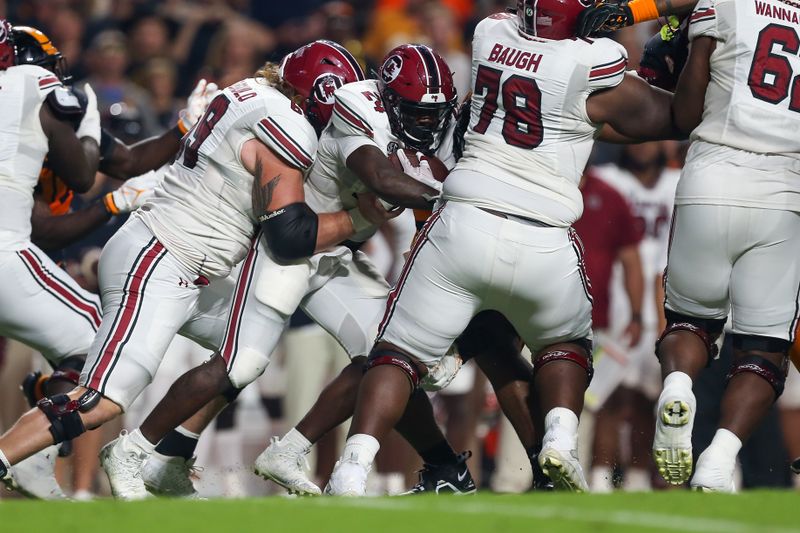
[253,111,318,172]
[615,194,643,248]
[587,40,629,93]
[687,0,718,41]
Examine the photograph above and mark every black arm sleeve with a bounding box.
[260,202,319,261]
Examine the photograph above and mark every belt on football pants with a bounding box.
[478,207,554,228]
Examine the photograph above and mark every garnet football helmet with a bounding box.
[517,0,594,40]
[11,25,71,81]
[280,39,365,136]
[0,20,13,70]
[378,44,457,154]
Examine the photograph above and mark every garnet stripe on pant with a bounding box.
[17,249,102,329]
[220,235,260,371]
[377,204,445,338]
[25,247,102,319]
[86,239,166,391]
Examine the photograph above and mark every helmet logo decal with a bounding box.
[381,55,403,84]
[313,73,343,105]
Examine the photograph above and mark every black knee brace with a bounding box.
[365,349,421,389]
[221,384,243,403]
[37,389,101,444]
[726,353,790,400]
[732,334,791,355]
[532,340,594,383]
[656,310,726,362]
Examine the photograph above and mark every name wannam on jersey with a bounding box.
[487,44,543,73]
[755,0,800,23]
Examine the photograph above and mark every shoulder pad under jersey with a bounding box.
[45,85,86,128]
[255,108,318,172]
[585,38,629,92]
[330,81,386,140]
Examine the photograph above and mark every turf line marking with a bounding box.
[312,498,793,533]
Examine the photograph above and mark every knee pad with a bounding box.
[532,341,594,383]
[656,311,726,362]
[50,356,85,387]
[732,334,791,355]
[222,384,243,403]
[226,347,270,389]
[365,349,421,389]
[37,389,101,444]
[726,353,789,399]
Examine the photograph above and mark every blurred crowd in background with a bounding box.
[0,0,798,499]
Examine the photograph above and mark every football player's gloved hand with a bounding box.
[76,83,101,144]
[576,0,633,37]
[421,351,463,392]
[103,170,161,215]
[395,149,443,199]
[637,17,688,91]
[177,79,220,135]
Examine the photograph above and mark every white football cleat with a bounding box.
[99,433,151,500]
[653,387,696,485]
[324,458,369,496]
[254,437,321,496]
[538,446,588,492]
[142,451,202,498]
[690,448,736,493]
[3,446,67,499]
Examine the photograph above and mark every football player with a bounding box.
[0,40,380,498]
[125,44,467,498]
[1,24,218,500]
[651,0,800,491]
[326,0,678,495]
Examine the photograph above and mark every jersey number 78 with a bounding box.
[471,65,544,149]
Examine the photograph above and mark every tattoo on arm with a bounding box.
[251,156,282,217]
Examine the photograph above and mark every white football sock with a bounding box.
[283,427,312,452]
[590,465,614,492]
[128,428,156,454]
[707,428,742,461]
[175,425,201,440]
[544,407,579,449]
[663,371,693,392]
[341,434,380,467]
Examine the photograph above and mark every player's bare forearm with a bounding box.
[41,105,99,194]
[30,197,110,251]
[347,145,435,210]
[619,245,644,319]
[672,37,715,136]
[100,129,181,180]
[588,74,684,141]
[315,211,354,252]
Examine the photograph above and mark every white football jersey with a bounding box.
[0,65,62,250]
[598,165,679,329]
[136,78,317,278]
[445,13,628,227]
[678,0,800,211]
[304,79,456,242]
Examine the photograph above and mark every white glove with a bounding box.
[421,351,463,392]
[103,170,161,215]
[395,149,443,201]
[76,83,101,144]
[177,79,220,134]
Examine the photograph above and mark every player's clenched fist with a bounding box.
[103,170,162,215]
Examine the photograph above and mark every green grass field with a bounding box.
[2,491,799,533]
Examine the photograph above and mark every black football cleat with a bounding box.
[402,451,477,495]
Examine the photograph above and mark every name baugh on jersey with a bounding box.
[487,43,543,73]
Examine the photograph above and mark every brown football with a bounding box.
[388,148,450,183]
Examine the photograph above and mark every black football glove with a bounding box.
[637,17,689,91]
[576,1,634,37]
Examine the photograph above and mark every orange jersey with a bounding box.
[35,159,73,216]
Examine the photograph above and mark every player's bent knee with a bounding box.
[532,340,594,383]
[37,388,101,444]
[50,355,85,386]
[726,350,789,400]
[656,310,727,361]
[226,347,270,389]
[366,348,422,389]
